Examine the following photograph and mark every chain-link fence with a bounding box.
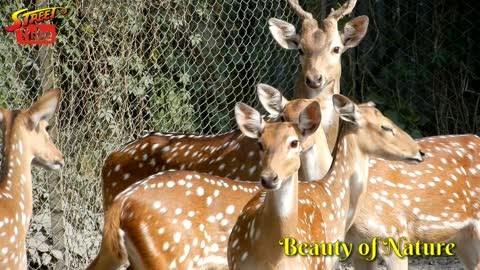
[0,0,478,269]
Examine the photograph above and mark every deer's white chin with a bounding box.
[33,158,64,170]
[403,157,423,165]
[48,163,63,170]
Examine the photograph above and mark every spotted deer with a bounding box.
[0,89,64,270]
[269,0,369,149]
[347,133,480,270]
[86,92,334,270]
[227,94,423,270]
[98,0,369,213]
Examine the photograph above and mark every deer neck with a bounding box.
[261,174,299,238]
[312,125,369,239]
[0,133,34,229]
[294,73,340,152]
[299,96,333,182]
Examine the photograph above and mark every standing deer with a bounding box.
[227,94,423,270]
[86,88,333,270]
[0,89,64,270]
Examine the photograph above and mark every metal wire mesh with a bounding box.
[0,0,478,269]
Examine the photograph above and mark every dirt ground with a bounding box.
[337,256,464,270]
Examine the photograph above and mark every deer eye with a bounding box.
[45,125,51,132]
[332,46,341,54]
[381,125,394,133]
[298,48,304,56]
[290,140,299,148]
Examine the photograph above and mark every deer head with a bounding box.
[257,83,332,180]
[0,89,64,171]
[235,101,321,189]
[269,0,369,97]
[332,94,424,164]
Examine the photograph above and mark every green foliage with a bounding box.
[366,93,424,138]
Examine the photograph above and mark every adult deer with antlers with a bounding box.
[269,0,368,149]
[0,89,64,270]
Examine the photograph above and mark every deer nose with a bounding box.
[417,150,424,162]
[260,174,279,190]
[55,159,65,167]
[305,74,323,89]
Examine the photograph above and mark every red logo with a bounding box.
[4,7,68,45]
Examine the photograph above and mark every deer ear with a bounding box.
[257,84,288,117]
[298,101,321,137]
[342,16,369,49]
[235,102,265,139]
[28,88,61,129]
[268,18,299,50]
[332,94,361,124]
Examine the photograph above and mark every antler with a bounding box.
[327,0,357,20]
[287,0,313,20]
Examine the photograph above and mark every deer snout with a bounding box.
[305,73,323,89]
[49,157,65,171]
[416,150,424,162]
[55,158,65,168]
[404,150,424,165]
[260,173,280,190]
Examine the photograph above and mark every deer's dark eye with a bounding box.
[332,46,341,54]
[290,140,299,148]
[45,125,51,132]
[298,48,304,56]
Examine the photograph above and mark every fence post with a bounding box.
[35,0,67,269]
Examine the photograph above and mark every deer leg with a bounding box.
[345,227,378,270]
[376,240,408,270]
[85,243,126,270]
[352,252,377,270]
[455,223,480,270]
[381,254,408,270]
